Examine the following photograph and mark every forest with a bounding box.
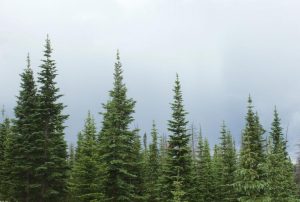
[0,37,300,202]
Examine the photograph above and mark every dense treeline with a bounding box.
[0,37,299,202]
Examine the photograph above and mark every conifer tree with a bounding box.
[211,144,223,201]
[70,112,102,201]
[219,123,237,202]
[68,143,75,170]
[98,50,142,201]
[171,173,187,202]
[141,132,148,200]
[0,118,13,201]
[36,36,69,201]
[131,130,146,201]
[145,121,160,201]
[10,55,42,201]
[157,134,168,201]
[0,117,6,200]
[266,108,298,201]
[198,138,214,201]
[235,96,269,201]
[160,74,193,202]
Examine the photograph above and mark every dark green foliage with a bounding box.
[0,118,13,201]
[131,131,146,201]
[219,123,237,202]
[98,50,142,201]
[211,145,223,201]
[197,138,214,201]
[68,143,75,171]
[266,108,299,201]
[171,174,187,202]
[35,36,69,201]
[235,96,269,201]
[160,74,193,202]
[69,112,102,201]
[10,55,42,201]
[144,121,160,201]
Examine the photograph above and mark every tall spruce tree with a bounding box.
[219,123,237,202]
[235,96,269,201]
[10,55,42,201]
[160,74,192,202]
[266,108,298,201]
[98,50,142,201]
[36,36,69,201]
[70,111,102,201]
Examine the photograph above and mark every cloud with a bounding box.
[0,0,300,159]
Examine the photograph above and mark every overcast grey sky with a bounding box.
[1,0,300,159]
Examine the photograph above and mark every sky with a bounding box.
[1,0,300,159]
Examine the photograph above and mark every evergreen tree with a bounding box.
[219,123,237,202]
[10,55,41,201]
[131,130,146,201]
[171,173,187,202]
[36,36,69,201]
[211,144,223,201]
[68,143,75,171]
[98,50,142,201]
[160,74,193,202]
[157,133,168,201]
[70,112,102,201]
[141,132,148,200]
[0,119,5,200]
[235,96,269,201]
[197,138,214,201]
[67,143,75,202]
[266,108,299,201]
[145,121,160,201]
[0,118,13,201]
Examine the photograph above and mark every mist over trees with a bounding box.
[0,38,299,202]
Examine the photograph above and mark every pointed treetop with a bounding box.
[247,95,254,111]
[44,35,52,58]
[1,105,5,119]
[26,53,31,69]
[116,49,120,60]
[248,94,252,104]
[143,132,147,150]
[113,50,123,81]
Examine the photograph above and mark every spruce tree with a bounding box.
[131,130,146,201]
[36,36,69,201]
[141,132,149,200]
[235,96,269,201]
[197,138,214,201]
[145,121,160,201]
[0,118,13,201]
[160,74,193,202]
[171,173,187,202]
[266,108,299,201]
[70,111,102,201]
[211,144,223,201]
[219,123,237,202]
[157,133,168,201]
[11,55,41,201]
[98,50,142,201]
[68,143,75,171]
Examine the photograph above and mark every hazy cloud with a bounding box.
[1,0,300,159]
